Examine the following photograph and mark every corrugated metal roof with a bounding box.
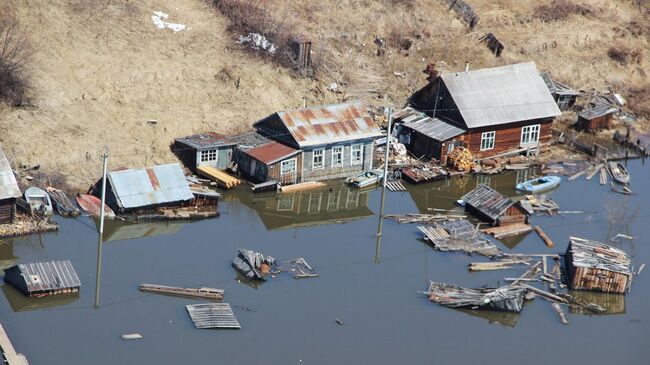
[461,184,515,222]
[270,101,382,148]
[540,72,579,96]
[228,131,272,149]
[400,108,466,141]
[14,260,80,293]
[578,104,618,120]
[0,148,21,200]
[107,163,194,209]
[441,62,561,128]
[244,141,300,165]
[174,132,234,150]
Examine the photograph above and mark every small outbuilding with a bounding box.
[541,72,579,111]
[0,148,21,225]
[565,237,632,294]
[4,260,80,297]
[172,133,237,173]
[233,141,302,185]
[575,104,618,132]
[460,184,528,226]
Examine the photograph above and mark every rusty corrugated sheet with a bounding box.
[245,141,301,165]
[274,101,382,148]
[0,148,21,200]
[107,163,194,210]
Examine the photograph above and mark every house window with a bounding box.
[521,124,540,145]
[308,193,322,213]
[350,144,363,165]
[346,190,359,208]
[332,146,344,167]
[312,149,324,170]
[280,158,296,175]
[200,149,218,162]
[480,131,495,151]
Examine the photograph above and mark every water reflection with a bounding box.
[2,284,79,312]
[95,220,186,242]
[226,183,376,231]
[454,308,521,328]
[568,290,626,315]
[0,239,18,270]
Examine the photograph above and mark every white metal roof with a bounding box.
[0,148,21,200]
[441,62,561,128]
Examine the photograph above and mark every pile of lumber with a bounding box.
[385,213,465,224]
[427,281,525,312]
[198,166,241,189]
[446,147,474,171]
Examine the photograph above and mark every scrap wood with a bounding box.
[585,164,603,180]
[551,303,569,324]
[567,168,587,181]
[482,223,532,239]
[386,214,465,224]
[534,226,554,248]
[419,220,501,257]
[427,282,525,313]
[599,167,607,185]
[521,285,567,303]
[510,261,542,286]
[468,259,531,271]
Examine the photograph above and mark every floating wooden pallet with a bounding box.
[186,303,241,329]
[386,181,406,192]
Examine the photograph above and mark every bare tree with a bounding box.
[0,9,31,106]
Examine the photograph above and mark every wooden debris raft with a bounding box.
[386,213,465,224]
[45,187,80,217]
[139,284,224,301]
[482,222,532,239]
[401,165,447,184]
[565,237,632,294]
[186,303,241,329]
[524,195,559,215]
[418,219,501,257]
[427,282,525,312]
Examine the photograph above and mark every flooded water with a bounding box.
[1,160,648,364]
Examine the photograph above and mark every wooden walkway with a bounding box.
[386,181,406,192]
[186,303,241,329]
[0,323,29,365]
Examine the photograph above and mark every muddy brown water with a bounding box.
[1,160,648,364]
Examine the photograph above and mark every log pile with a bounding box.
[446,147,474,171]
[564,237,632,294]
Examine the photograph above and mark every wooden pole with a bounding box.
[534,225,554,248]
[375,108,392,263]
[95,149,108,308]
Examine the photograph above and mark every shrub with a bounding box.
[534,0,594,22]
[607,46,643,66]
[0,9,31,106]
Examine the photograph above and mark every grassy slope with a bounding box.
[0,0,648,188]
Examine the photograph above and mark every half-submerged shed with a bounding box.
[575,104,618,132]
[0,148,21,225]
[172,133,236,172]
[565,237,632,294]
[233,141,302,185]
[541,72,579,111]
[460,184,528,226]
[4,260,80,297]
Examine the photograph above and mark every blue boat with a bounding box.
[515,176,561,193]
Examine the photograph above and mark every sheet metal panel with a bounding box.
[275,101,382,148]
[461,184,514,221]
[18,260,80,293]
[0,148,21,200]
[403,116,466,141]
[108,163,194,209]
[441,62,561,128]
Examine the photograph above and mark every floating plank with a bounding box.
[278,181,325,192]
[386,181,406,192]
[551,303,569,324]
[186,303,241,329]
[139,284,224,300]
[482,223,532,239]
[0,323,29,365]
[197,166,241,189]
[534,226,554,248]
[251,180,278,193]
[121,333,143,340]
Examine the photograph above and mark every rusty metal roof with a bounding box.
[0,148,21,200]
[174,132,235,150]
[244,141,300,165]
[5,260,80,294]
[107,163,194,209]
[270,101,382,148]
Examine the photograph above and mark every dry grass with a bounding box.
[0,7,31,106]
[534,0,595,22]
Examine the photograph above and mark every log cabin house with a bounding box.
[575,104,618,132]
[399,62,562,163]
[0,148,21,225]
[459,184,528,227]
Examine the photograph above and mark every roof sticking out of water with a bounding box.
[0,148,21,200]
[442,62,561,128]
[5,260,80,294]
[461,184,516,222]
[107,163,194,209]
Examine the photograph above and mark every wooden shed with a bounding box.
[172,133,237,173]
[233,141,302,185]
[565,237,632,294]
[0,148,21,225]
[575,104,618,132]
[460,184,528,226]
[4,260,80,297]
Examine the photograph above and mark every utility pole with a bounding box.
[375,108,392,263]
[95,148,108,308]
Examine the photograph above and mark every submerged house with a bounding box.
[540,72,579,111]
[233,141,302,185]
[402,62,562,162]
[565,237,632,294]
[460,184,528,226]
[252,101,382,183]
[0,148,21,225]
[91,163,196,214]
[4,260,80,297]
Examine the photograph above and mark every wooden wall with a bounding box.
[576,114,613,132]
[0,198,16,224]
[458,119,553,159]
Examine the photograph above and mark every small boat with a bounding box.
[515,176,561,193]
[346,169,384,188]
[24,187,53,216]
[75,193,115,218]
[608,162,630,185]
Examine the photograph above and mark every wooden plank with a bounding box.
[197,166,241,189]
[139,283,224,300]
[534,225,555,248]
[0,323,29,365]
[551,303,569,324]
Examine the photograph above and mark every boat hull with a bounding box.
[515,176,561,193]
[76,194,115,218]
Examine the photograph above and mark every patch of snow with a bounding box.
[238,33,276,54]
[151,11,187,32]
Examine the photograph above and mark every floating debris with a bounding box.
[468,259,533,271]
[551,303,569,324]
[400,165,447,184]
[385,181,406,192]
[427,282,525,313]
[4,260,80,297]
[186,303,241,329]
[418,219,501,257]
[139,284,224,301]
[121,333,143,340]
[523,194,559,215]
[565,237,632,294]
[232,249,317,281]
[46,187,80,217]
[385,214,465,224]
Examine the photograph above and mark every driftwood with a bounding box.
[386,214,465,224]
[534,226,554,248]
[468,259,531,271]
[521,284,567,303]
[551,303,569,324]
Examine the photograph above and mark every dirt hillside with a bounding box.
[0,0,648,189]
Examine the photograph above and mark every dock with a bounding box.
[0,323,29,365]
[186,303,241,329]
[139,283,224,300]
[197,166,241,189]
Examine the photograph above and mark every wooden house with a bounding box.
[565,237,631,294]
[232,141,302,185]
[172,133,237,173]
[0,148,21,225]
[403,62,561,162]
[254,101,382,183]
[575,104,618,132]
[541,72,579,111]
[4,260,80,297]
[459,184,528,226]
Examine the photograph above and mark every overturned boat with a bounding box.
[608,162,630,185]
[76,193,115,219]
[427,281,525,313]
[515,176,561,193]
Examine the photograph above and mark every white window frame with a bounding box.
[350,144,363,166]
[332,146,344,167]
[277,195,295,211]
[280,158,297,176]
[312,148,324,170]
[520,124,540,145]
[200,148,218,162]
[480,131,495,151]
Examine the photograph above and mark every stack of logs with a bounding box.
[447,147,474,171]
